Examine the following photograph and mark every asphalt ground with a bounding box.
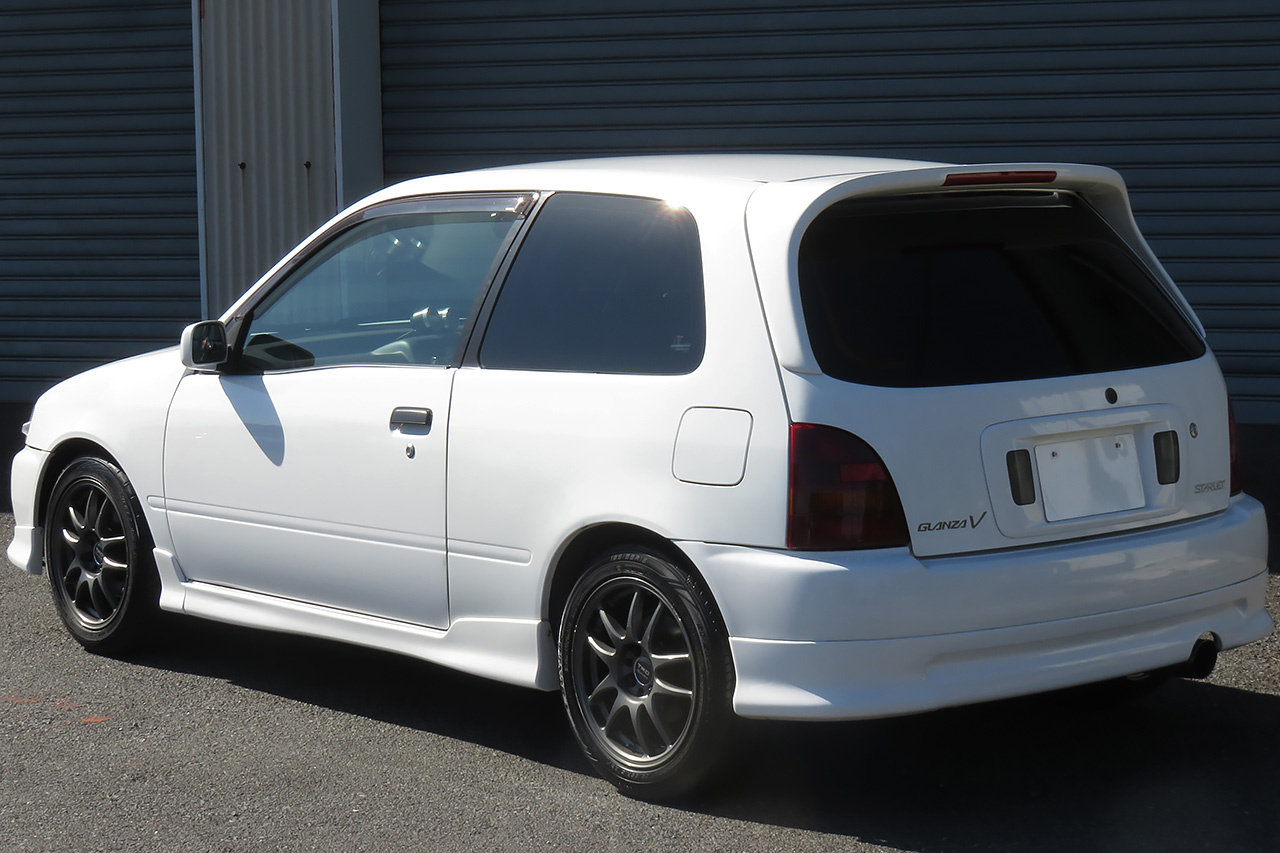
[2,506,1278,852]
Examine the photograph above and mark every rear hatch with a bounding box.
[747,164,1234,557]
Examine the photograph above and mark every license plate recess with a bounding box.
[1034,433,1145,523]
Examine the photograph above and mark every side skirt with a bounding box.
[163,572,558,691]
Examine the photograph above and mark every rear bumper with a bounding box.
[728,571,1270,719]
[679,496,1271,719]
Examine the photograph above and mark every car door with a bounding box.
[163,195,530,628]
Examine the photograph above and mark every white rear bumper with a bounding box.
[680,496,1271,719]
[728,571,1270,719]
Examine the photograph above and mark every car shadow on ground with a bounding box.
[695,681,1280,852]
[127,612,1280,852]
[128,613,591,774]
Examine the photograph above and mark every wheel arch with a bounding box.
[543,522,727,635]
[35,439,124,527]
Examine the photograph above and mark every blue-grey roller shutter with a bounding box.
[380,0,1280,422]
[0,0,199,404]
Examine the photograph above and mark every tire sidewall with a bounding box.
[558,547,733,799]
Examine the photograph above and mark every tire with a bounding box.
[44,456,159,654]
[558,547,735,799]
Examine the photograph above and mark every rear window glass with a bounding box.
[798,193,1205,387]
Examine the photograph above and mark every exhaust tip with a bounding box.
[1182,635,1219,680]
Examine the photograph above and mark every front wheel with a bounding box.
[44,456,159,654]
[558,547,734,799]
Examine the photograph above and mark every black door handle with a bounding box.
[390,407,433,429]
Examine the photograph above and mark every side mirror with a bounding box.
[180,320,229,369]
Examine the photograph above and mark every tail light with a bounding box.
[787,423,910,550]
[1229,399,1242,496]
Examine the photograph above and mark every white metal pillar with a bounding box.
[193,0,383,317]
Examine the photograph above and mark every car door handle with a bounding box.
[390,407,433,429]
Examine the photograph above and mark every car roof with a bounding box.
[474,154,950,184]
[368,154,953,205]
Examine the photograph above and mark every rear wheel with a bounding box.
[45,457,158,654]
[558,547,734,799]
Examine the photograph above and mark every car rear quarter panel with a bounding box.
[444,187,793,624]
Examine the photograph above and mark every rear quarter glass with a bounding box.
[797,191,1205,388]
[479,192,705,375]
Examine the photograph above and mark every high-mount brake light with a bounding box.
[942,170,1058,187]
[787,423,910,550]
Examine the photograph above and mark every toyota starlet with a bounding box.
[8,155,1271,798]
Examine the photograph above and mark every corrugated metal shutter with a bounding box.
[199,0,337,317]
[0,0,199,403]
[380,0,1280,421]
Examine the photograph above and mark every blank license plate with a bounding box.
[1034,433,1145,523]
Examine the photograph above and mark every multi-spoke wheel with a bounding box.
[45,457,158,653]
[559,547,734,799]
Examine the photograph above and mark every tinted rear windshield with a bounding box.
[797,192,1205,387]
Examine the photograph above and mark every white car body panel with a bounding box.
[444,180,791,629]
[7,154,1271,720]
[730,568,1270,719]
[682,497,1266,643]
[5,444,48,573]
[776,355,1234,558]
[180,580,552,688]
[8,347,190,572]
[163,366,453,628]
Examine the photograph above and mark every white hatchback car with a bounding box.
[7,155,1272,797]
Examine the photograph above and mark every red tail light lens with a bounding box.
[787,423,910,550]
[1229,399,1242,496]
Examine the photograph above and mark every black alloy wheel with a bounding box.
[45,457,158,653]
[559,547,734,799]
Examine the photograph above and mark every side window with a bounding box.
[479,193,705,374]
[238,203,523,371]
